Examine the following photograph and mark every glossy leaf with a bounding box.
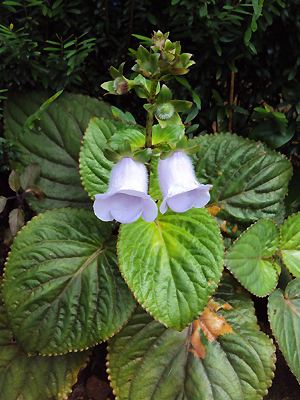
[3,208,135,355]
[118,209,223,330]
[4,92,111,211]
[0,293,89,400]
[226,219,280,296]
[108,277,275,400]
[194,133,292,222]
[280,212,300,276]
[268,278,300,383]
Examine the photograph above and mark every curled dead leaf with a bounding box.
[189,300,233,359]
[207,204,221,217]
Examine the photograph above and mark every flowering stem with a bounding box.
[145,80,158,148]
[145,112,154,148]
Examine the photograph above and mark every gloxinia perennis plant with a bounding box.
[1,30,295,400]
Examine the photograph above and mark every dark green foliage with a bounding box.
[0,1,299,134]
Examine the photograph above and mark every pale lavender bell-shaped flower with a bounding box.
[93,157,158,224]
[158,151,212,214]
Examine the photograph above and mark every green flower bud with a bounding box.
[155,103,175,120]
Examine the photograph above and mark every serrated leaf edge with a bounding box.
[116,210,224,331]
[225,219,280,297]
[267,286,300,385]
[279,211,300,277]
[106,309,277,400]
[2,207,136,356]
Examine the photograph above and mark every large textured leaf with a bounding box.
[3,208,135,355]
[280,212,300,276]
[225,219,280,296]
[0,293,89,400]
[194,133,292,222]
[108,277,275,400]
[268,278,300,383]
[118,209,224,330]
[4,92,111,211]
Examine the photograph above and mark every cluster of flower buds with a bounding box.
[93,151,211,224]
[100,31,195,98]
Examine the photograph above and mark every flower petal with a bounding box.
[194,185,212,208]
[167,189,197,213]
[142,197,158,222]
[110,194,143,224]
[93,193,113,221]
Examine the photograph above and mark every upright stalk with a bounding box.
[145,79,158,148]
[228,71,235,132]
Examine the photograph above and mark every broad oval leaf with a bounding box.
[268,278,300,383]
[4,92,111,211]
[3,208,135,355]
[118,209,224,330]
[0,293,89,400]
[194,133,292,222]
[225,219,280,296]
[108,278,275,400]
[280,212,300,276]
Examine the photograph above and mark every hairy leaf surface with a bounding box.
[108,277,275,400]
[268,278,300,383]
[280,213,300,276]
[0,293,89,400]
[194,133,292,222]
[118,209,223,330]
[226,219,280,296]
[3,208,135,354]
[4,92,111,211]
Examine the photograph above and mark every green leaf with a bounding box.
[194,133,292,223]
[268,278,300,383]
[225,220,280,297]
[79,118,143,198]
[118,209,224,330]
[24,90,63,131]
[249,108,293,149]
[0,293,89,400]
[152,124,185,145]
[110,127,144,150]
[280,212,300,276]
[79,118,146,195]
[0,290,89,400]
[3,208,135,355]
[108,277,275,400]
[4,92,111,211]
